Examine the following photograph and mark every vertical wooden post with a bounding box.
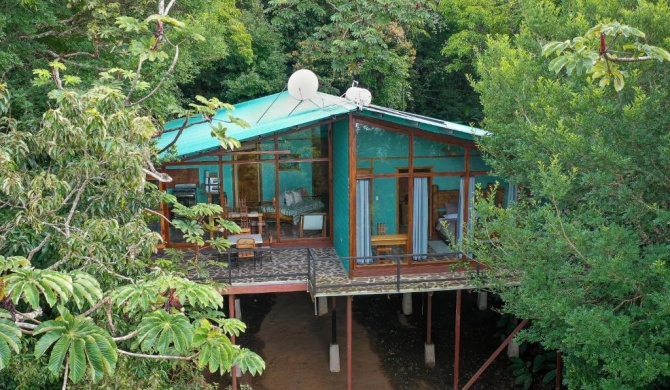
[347,295,353,390]
[229,294,238,390]
[426,292,433,345]
[556,351,562,390]
[454,289,462,390]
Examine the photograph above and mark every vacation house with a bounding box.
[152,71,517,389]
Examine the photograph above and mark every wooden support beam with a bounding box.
[347,295,353,390]
[426,292,433,345]
[454,289,462,390]
[461,319,529,390]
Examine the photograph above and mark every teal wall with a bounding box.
[332,119,350,269]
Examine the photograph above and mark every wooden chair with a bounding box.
[236,237,257,268]
[238,204,251,234]
[376,223,393,263]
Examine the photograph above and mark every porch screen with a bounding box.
[356,179,372,264]
[412,177,428,260]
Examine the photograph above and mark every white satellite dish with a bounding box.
[287,69,319,101]
[345,86,372,106]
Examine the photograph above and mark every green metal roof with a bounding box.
[156,92,358,158]
[155,91,487,158]
[360,105,487,141]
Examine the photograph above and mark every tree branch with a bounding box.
[603,53,654,63]
[127,45,180,107]
[112,330,139,342]
[124,58,146,105]
[82,296,111,317]
[64,183,87,237]
[27,234,51,262]
[143,208,173,226]
[62,360,69,390]
[117,349,199,361]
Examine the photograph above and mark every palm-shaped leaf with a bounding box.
[112,283,160,314]
[0,317,21,370]
[71,271,103,310]
[135,310,193,355]
[234,348,265,376]
[33,307,117,383]
[192,319,236,375]
[5,268,72,310]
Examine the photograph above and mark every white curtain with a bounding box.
[457,176,465,249]
[412,177,428,260]
[356,180,372,264]
[507,182,518,207]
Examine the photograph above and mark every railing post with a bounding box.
[307,248,312,292]
[227,251,232,285]
[396,254,401,292]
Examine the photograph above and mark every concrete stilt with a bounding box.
[424,343,436,367]
[318,296,329,316]
[234,298,242,320]
[329,343,341,372]
[402,293,413,316]
[477,292,488,311]
[507,338,519,358]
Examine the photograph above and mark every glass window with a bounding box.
[277,125,329,159]
[356,124,409,175]
[413,136,465,173]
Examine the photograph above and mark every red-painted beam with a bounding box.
[225,283,307,295]
[347,295,353,390]
[229,294,238,390]
[454,289,462,390]
[461,319,529,390]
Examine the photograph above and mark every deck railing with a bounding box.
[307,249,484,296]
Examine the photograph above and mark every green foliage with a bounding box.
[542,22,670,91]
[267,0,433,108]
[135,310,194,354]
[34,307,117,383]
[0,315,21,370]
[471,1,670,388]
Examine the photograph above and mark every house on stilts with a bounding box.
[151,72,518,389]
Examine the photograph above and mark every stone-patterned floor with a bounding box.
[189,247,483,297]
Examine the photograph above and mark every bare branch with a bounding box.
[164,0,178,15]
[82,296,111,317]
[16,322,38,330]
[143,167,172,183]
[112,330,140,342]
[62,360,69,390]
[27,234,51,262]
[124,58,146,105]
[143,208,173,226]
[603,53,654,63]
[117,349,200,361]
[64,183,86,237]
[51,67,63,90]
[127,45,180,107]
[156,115,212,155]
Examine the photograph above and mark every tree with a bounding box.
[469,1,670,388]
[0,1,264,388]
[267,0,434,109]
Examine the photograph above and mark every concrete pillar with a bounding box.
[318,296,329,316]
[507,338,519,358]
[234,298,242,320]
[477,292,488,311]
[402,293,413,316]
[330,343,341,372]
[424,343,435,367]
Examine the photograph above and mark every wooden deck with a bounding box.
[189,247,485,297]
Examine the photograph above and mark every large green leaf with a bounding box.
[135,310,194,355]
[33,307,117,383]
[0,318,21,370]
[4,268,73,310]
[71,271,103,310]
